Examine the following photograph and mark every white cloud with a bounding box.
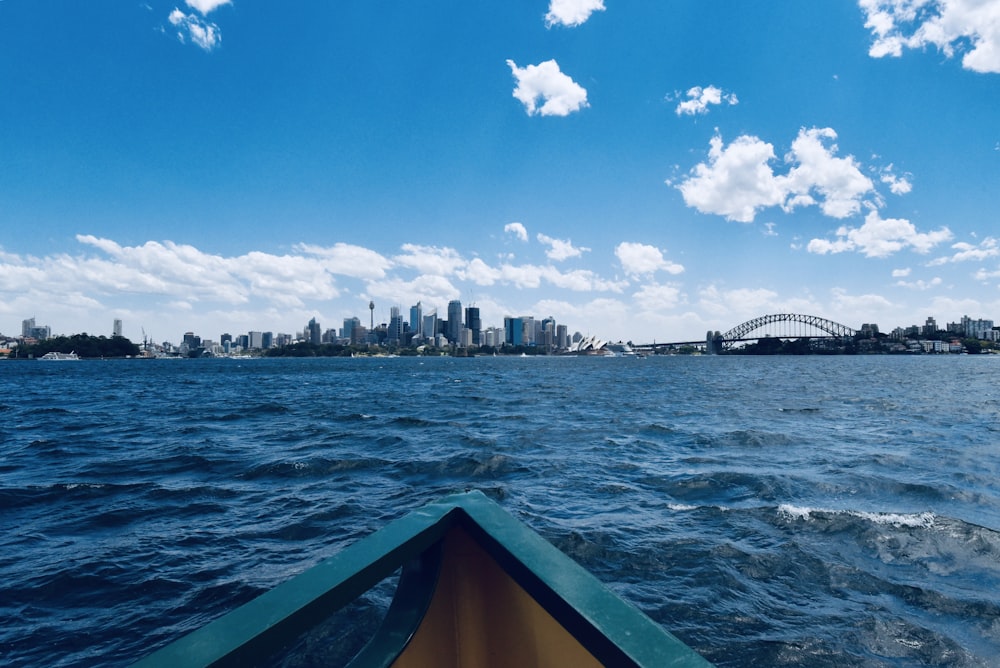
[880,165,913,195]
[506,59,589,117]
[676,133,785,223]
[673,85,739,116]
[806,210,953,258]
[632,283,684,311]
[782,128,874,218]
[974,266,1000,281]
[296,242,391,279]
[928,237,1000,265]
[536,234,590,261]
[859,0,1000,73]
[168,9,221,51]
[615,242,684,277]
[896,276,943,289]
[185,0,231,15]
[504,222,529,242]
[892,267,912,277]
[545,0,605,27]
[393,244,466,276]
[677,128,877,222]
[458,258,503,285]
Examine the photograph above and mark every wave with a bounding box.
[778,504,938,529]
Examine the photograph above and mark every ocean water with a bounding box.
[2,355,999,667]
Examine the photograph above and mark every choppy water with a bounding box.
[2,355,999,667]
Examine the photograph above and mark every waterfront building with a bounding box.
[422,313,438,344]
[21,317,50,341]
[307,318,321,345]
[262,332,273,349]
[556,324,568,350]
[248,331,263,350]
[342,317,360,341]
[410,302,423,337]
[961,316,995,340]
[388,306,403,345]
[447,300,463,343]
[459,327,473,348]
[113,319,122,338]
[464,306,481,345]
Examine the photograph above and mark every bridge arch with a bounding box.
[720,313,856,350]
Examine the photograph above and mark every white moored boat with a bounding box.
[38,351,80,361]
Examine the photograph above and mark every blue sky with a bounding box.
[2,0,998,344]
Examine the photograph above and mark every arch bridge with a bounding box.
[712,313,857,352]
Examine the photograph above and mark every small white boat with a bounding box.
[38,351,80,361]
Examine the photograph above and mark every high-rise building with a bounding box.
[343,317,360,341]
[464,306,481,345]
[447,300,463,343]
[113,319,123,337]
[387,306,403,344]
[556,324,568,350]
[248,331,264,350]
[422,313,438,342]
[262,332,273,349]
[410,302,423,337]
[308,318,322,345]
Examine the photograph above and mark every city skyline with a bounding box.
[1,2,998,344]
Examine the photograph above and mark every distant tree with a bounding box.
[962,338,983,354]
[24,334,140,359]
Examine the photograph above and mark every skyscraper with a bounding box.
[113,319,122,337]
[464,306,481,345]
[447,300,462,343]
[410,302,423,337]
[388,306,403,344]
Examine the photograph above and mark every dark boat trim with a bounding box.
[134,490,711,667]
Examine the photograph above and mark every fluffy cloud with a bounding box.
[506,59,589,117]
[537,234,590,261]
[545,0,606,27]
[168,9,222,51]
[676,134,785,222]
[860,0,1000,73]
[880,166,913,195]
[781,128,874,218]
[185,0,232,14]
[504,222,529,242]
[296,242,391,279]
[806,210,952,257]
[615,242,684,277]
[673,85,739,116]
[632,283,684,311]
[928,237,1000,265]
[393,244,467,276]
[677,128,877,222]
[896,276,943,290]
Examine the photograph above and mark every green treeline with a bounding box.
[19,334,141,359]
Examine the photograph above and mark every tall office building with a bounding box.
[343,317,360,341]
[387,306,403,344]
[248,331,264,350]
[422,313,438,342]
[447,300,462,343]
[113,319,123,337]
[464,306,481,346]
[410,302,423,337]
[308,318,321,345]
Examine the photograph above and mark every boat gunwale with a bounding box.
[133,490,711,667]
